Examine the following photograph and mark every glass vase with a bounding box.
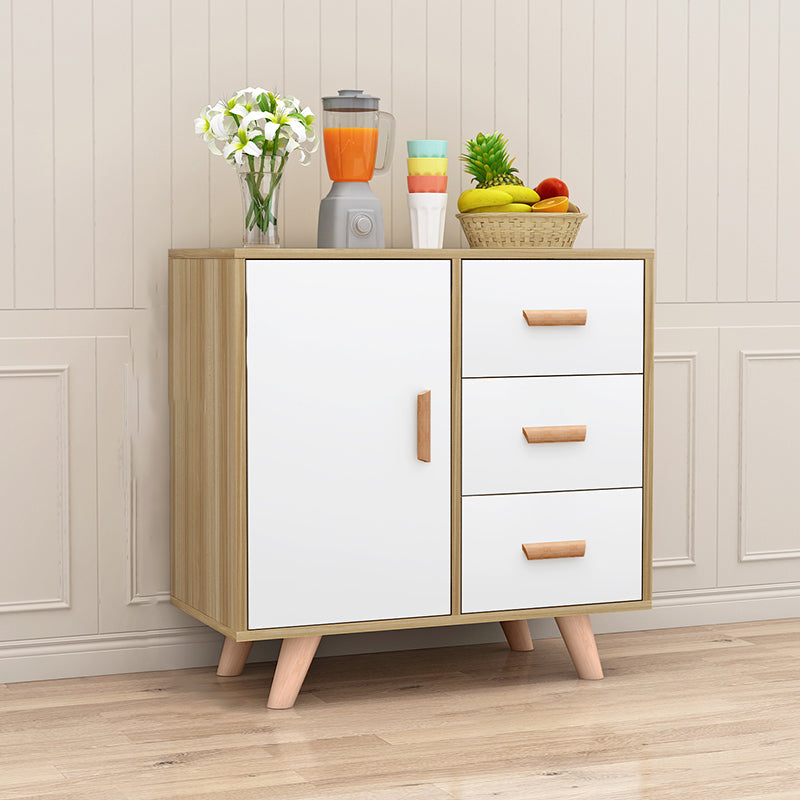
[237,156,285,247]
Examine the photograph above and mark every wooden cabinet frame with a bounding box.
[169,248,654,705]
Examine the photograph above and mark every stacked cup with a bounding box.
[406,140,448,248]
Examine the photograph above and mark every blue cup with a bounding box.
[407,139,448,158]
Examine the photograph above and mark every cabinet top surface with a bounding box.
[168,247,654,260]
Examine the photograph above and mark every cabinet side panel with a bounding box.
[642,256,655,602]
[170,257,246,632]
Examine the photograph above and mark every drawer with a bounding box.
[461,489,643,613]
[462,375,643,495]
[462,259,644,377]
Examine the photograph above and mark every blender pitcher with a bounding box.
[317,90,395,248]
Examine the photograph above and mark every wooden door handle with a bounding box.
[522,540,586,560]
[522,425,586,443]
[523,309,587,326]
[417,390,431,462]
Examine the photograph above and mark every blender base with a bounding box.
[317,182,385,248]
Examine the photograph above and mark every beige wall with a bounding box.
[1,0,799,682]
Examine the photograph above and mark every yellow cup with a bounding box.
[407,157,447,176]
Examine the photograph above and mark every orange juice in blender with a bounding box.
[318,90,395,248]
[323,126,379,182]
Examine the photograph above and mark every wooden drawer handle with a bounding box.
[522,425,586,443]
[523,309,588,326]
[417,390,431,462]
[522,540,586,560]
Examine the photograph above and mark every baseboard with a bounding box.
[3,585,800,684]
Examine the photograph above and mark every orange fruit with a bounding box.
[531,196,569,213]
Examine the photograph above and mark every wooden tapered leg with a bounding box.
[217,637,253,677]
[267,635,322,709]
[500,620,534,651]
[555,614,603,680]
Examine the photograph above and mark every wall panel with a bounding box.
[12,0,54,308]
[777,0,800,300]
[655,0,688,302]
[53,0,94,309]
[93,0,133,308]
[717,0,749,301]
[0,337,97,641]
[719,327,800,587]
[133,0,173,308]
[685,0,719,302]
[0,0,11,307]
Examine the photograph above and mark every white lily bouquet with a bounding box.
[195,88,318,246]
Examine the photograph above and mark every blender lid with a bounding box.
[321,89,380,111]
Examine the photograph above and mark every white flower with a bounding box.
[223,125,262,165]
[194,106,223,155]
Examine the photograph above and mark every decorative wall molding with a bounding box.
[738,350,800,563]
[0,365,71,614]
[652,352,697,569]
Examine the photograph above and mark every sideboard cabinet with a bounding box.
[169,248,654,708]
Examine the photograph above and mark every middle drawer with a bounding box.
[462,374,643,495]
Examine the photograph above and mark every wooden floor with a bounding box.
[2,619,800,799]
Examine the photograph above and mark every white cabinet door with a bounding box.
[246,259,452,629]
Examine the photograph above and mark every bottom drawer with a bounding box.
[461,489,643,613]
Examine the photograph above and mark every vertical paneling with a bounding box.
[282,0,321,247]
[460,0,494,246]
[494,1,529,188]
[777,0,800,300]
[391,0,426,248]
[685,0,719,301]
[426,0,461,247]
[529,1,562,188]
[717,0,749,301]
[321,0,356,94]
[624,0,656,249]
[560,0,593,248]
[132,0,171,308]
[655,0,688,301]
[94,0,133,308]
[593,0,625,248]
[747,0,779,301]
[246,0,285,240]
[319,0,356,245]
[53,0,93,309]
[356,0,392,246]
[171,0,210,249]
[209,0,247,248]
[0,0,13,307]
[12,0,54,308]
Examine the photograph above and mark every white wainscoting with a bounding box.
[1,0,799,682]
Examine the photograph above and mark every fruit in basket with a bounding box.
[534,177,569,199]
[469,203,533,213]
[461,132,524,188]
[499,185,540,204]
[567,201,581,213]
[457,188,512,213]
[532,196,569,213]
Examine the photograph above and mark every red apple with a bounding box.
[534,177,569,199]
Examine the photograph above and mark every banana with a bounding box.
[468,203,533,213]
[457,188,513,213]
[499,186,540,204]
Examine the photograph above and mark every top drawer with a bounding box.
[462,259,644,377]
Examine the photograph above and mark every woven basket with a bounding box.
[457,212,587,248]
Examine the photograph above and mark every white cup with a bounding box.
[407,192,447,248]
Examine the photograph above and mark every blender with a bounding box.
[318,90,395,248]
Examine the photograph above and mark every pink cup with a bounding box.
[407,175,448,193]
